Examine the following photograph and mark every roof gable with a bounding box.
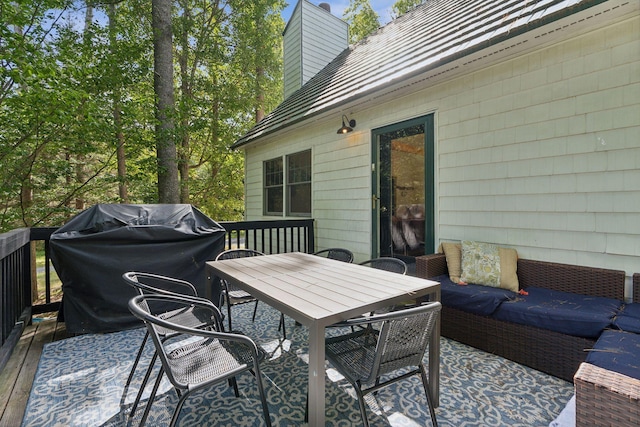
[233,0,615,148]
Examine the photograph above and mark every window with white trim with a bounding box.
[264,157,283,215]
[287,150,311,216]
[263,150,311,217]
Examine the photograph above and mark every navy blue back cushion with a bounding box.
[434,274,516,316]
[614,303,640,334]
[493,287,622,338]
[586,329,640,380]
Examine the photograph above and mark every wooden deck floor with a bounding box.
[0,318,67,427]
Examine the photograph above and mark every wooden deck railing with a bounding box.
[0,218,315,372]
[0,229,32,372]
[219,219,315,255]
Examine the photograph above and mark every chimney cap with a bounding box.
[319,3,330,13]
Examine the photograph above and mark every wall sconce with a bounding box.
[337,114,356,134]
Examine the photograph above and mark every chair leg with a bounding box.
[226,296,233,332]
[252,300,259,322]
[129,351,158,418]
[138,366,164,427]
[253,364,273,427]
[278,313,287,340]
[354,382,371,427]
[169,390,190,427]
[230,377,240,397]
[251,301,287,340]
[419,365,438,427]
[122,331,148,406]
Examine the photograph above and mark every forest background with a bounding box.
[0,0,424,232]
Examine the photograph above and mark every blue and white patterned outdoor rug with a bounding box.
[23,303,573,426]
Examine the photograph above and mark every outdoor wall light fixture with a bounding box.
[337,114,356,134]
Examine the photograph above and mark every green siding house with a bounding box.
[234,0,639,295]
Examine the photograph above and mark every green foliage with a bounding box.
[391,0,426,19]
[0,0,286,230]
[343,0,380,44]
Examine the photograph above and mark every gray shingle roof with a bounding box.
[233,0,609,148]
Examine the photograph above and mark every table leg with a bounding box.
[307,322,325,425]
[429,288,441,406]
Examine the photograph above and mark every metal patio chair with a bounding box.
[215,249,287,338]
[128,293,272,427]
[312,248,354,263]
[321,302,441,427]
[332,257,410,331]
[122,271,215,419]
[358,257,407,275]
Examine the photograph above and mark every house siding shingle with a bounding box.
[244,13,639,283]
[436,15,639,272]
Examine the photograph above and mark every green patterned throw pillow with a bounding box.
[460,240,501,287]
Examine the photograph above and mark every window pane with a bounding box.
[266,187,283,214]
[287,150,311,216]
[288,183,310,215]
[264,158,283,215]
[265,158,283,186]
[288,150,311,184]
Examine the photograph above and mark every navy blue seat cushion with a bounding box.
[492,287,621,338]
[586,329,640,380]
[433,274,516,316]
[614,303,640,334]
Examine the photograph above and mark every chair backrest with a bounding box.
[128,294,226,387]
[359,257,407,275]
[369,302,441,383]
[216,248,265,260]
[123,271,199,297]
[313,248,354,263]
[124,272,220,333]
[215,249,265,297]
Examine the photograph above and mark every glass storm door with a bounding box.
[372,115,434,259]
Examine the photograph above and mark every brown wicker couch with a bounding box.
[416,253,626,382]
[573,272,640,427]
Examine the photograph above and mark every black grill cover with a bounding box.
[50,204,225,334]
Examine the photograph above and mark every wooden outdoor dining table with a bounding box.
[205,251,441,426]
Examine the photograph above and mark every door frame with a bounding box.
[371,114,435,258]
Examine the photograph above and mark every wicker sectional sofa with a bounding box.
[415,253,626,382]
[573,272,640,427]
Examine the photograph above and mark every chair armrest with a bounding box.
[168,320,262,358]
[131,293,262,358]
[334,302,441,327]
[574,362,640,427]
[123,271,199,297]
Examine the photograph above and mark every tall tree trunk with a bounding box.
[74,2,95,211]
[152,0,180,203]
[178,3,191,204]
[65,151,72,209]
[254,5,265,123]
[114,95,128,203]
[255,65,265,123]
[108,3,128,203]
